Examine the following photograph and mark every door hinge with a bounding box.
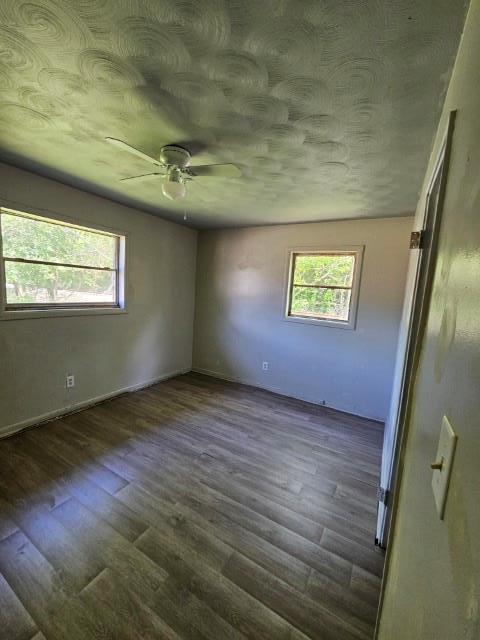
[377,486,390,506]
[410,230,424,249]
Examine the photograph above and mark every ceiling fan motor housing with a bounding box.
[159,145,191,168]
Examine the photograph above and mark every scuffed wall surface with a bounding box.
[193,216,412,421]
[378,1,480,637]
[0,0,467,227]
[0,163,197,434]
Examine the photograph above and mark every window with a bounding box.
[286,247,363,329]
[0,208,125,316]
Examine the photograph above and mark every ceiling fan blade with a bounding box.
[106,137,162,166]
[120,172,164,183]
[189,163,241,178]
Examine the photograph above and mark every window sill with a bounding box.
[283,314,355,330]
[0,306,127,321]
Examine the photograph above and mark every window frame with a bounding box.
[284,245,364,330]
[0,206,127,320]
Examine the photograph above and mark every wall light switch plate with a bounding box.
[432,415,457,519]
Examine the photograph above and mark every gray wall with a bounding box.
[193,217,412,421]
[0,163,197,436]
[378,1,480,638]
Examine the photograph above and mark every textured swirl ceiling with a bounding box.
[0,0,468,228]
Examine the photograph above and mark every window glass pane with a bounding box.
[5,261,116,305]
[290,285,351,321]
[293,254,355,287]
[1,213,116,268]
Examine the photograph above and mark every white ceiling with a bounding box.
[0,0,468,228]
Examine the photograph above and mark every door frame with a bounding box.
[374,109,456,634]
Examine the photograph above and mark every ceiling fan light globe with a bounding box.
[162,179,186,200]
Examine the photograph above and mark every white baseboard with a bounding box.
[1,365,381,440]
[192,366,383,423]
[0,367,191,440]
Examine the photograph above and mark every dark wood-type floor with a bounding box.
[0,373,385,640]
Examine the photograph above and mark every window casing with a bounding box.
[285,247,364,329]
[0,208,126,318]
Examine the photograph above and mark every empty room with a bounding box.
[0,1,478,639]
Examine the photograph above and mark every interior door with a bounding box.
[376,112,455,548]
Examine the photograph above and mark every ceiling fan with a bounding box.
[105,137,241,200]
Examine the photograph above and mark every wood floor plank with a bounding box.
[167,376,382,454]
[51,498,168,598]
[116,481,311,592]
[0,531,103,639]
[155,575,248,640]
[0,456,103,594]
[148,579,216,640]
[0,441,71,511]
[0,493,19,542]
[0,494,104,594]
[306,569,378,633]
[320,528,385,578]
[0,571,38,640]
[37,420,130,495]
[140,423,310,496]
[0,372,384,639]
[135,526,309,640]
[80,568,183,640]
[334,483,379,510]
[0,530,70,620]
[117,470,350,592]
[350,565,382,610]
[104,419,376,546]
[202,468,368,546]
[127,446,324,544]
[223,552,367,640]
[19,432,148,543]
[174,481,354,587]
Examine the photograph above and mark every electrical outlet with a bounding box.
[262,361,269,371]
[66,374,75,389]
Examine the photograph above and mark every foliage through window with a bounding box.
[287,251,360,325]
[0,209,124,311]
